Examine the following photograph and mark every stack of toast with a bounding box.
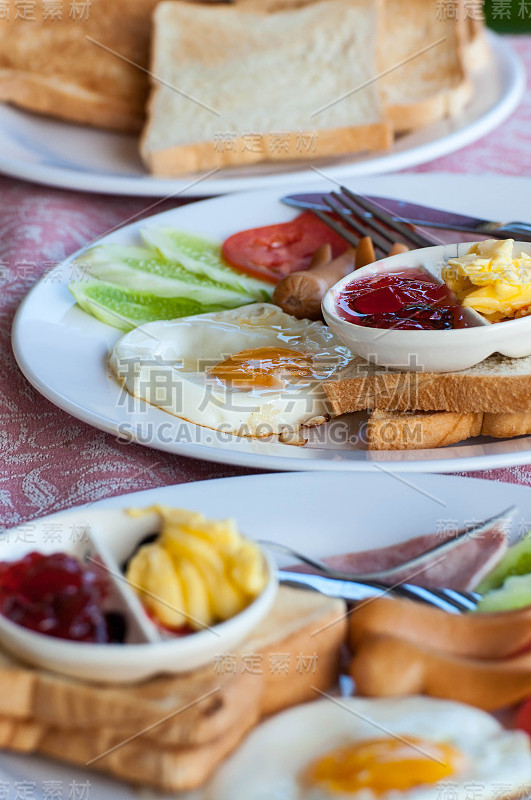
[0,587,346,793]
[324,353,531,450]
[0,0,489,174]
[0,0,160,132]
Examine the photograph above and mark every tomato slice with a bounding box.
[222,211,350,284]
[516,697,531,736]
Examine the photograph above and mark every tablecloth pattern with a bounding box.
[1,37,530,528]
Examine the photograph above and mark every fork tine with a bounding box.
[341,185,434,248]
[324,196,391,256]
[311,208,360,249]
[439,588,479,611]
[324,196,366,238]
[333,190,408,249]
[427,588,476,613]
[391,584,465,614]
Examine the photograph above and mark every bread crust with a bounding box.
[39,708,259,793]
[366,410,483,450]
[0,72,143,132]
[378,0,473,133]
[482,411,531,438]
[463,13,491,71]
[143,125,393,176]
[349,633,531,711]
[324,366,531,416]
[386,78,472,133]
[363,408,531,451]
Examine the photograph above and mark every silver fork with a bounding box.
[260,506,516,613]
[312,185,437,257]
[275,570,479,613]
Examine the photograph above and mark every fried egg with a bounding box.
[110,303,352,436]
[204,696,531,800]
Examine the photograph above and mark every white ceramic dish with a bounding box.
[12,173,531,472]
[0,33,523,197]
[322,241,531,372]
[0,509,277,683]
[1,471,531,799]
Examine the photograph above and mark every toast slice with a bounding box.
[140,0,392,175]
[379,0,472,132]
[0,588,347,791]
[43,711,258,793]
[463,12,491,71]
[365,409,531,450]
[0,588,345,738]
[233,0,477,134]
[0,0,158,131]
[324,354,531,417]
[482,411,531,439]
[0,708,259,793]
[366,410,484,450]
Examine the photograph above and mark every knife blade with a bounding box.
[277,571,471,613]
[281,193,531,242]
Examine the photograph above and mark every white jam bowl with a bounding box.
[322,241,531,373]
[0,508,277,683]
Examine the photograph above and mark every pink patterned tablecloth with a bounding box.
[1,36,530,528]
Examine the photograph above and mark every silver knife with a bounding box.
[281,193,531,242]
[277,571,479,614]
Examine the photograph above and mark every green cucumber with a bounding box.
[75,244,252,305]
[68,280,234,332]
[475,531,531,593]
[474,574,531,613]
[140,228,272,301]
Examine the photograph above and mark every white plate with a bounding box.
[1,471,531,799]
[12,173,531,473]
[0,33,524,197]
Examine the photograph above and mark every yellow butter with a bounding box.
[125,506,267,630]
[443,240,531,320]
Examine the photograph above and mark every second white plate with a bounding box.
[1,471,531,799]
[0,33,524,197]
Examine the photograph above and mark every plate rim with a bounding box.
[0,31,525,197]
[5,470,531,520]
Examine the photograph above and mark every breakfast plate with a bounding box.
[0,470,531,798]
[12,172,531,473]
[0,32,524,197]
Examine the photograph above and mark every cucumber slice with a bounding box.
[75,244,252,305]
[474,574,531,613]
[69,280,235,332]
[475,531,531,593]
[140,228,272,301]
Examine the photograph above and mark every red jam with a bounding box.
[335,269,469,331]
[0,552,124,643]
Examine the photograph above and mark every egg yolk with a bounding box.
[301,737,463,796]
[210,347,315,390]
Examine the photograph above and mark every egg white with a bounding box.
[203,696,531,800]
[110,303,352,436]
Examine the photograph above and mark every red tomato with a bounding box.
[222,211,350,284]
[516,697,531,736]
